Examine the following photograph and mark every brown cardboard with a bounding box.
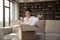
[18,25,37,40]
[22,31,35,39]
[20,25,38,31]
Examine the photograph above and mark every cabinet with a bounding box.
[19,1,60,20]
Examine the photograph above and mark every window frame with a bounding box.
[3,0,13,27]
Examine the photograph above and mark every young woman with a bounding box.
[20,9,39,25]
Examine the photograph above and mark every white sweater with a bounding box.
[22,16,39,25]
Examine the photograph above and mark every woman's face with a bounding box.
[25,11,31,18]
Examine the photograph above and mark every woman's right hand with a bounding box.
[20,17,24,22]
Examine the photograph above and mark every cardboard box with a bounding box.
[21,25,38,31]
[18,25,37,40]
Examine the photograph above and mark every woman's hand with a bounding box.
[20,17,24,24]
[20,17,24,22]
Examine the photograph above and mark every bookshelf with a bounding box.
[19,1,60,20]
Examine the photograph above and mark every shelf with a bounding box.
[19,1,60,20]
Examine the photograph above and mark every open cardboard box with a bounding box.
[20,25,38,31]
[18,24,38,40]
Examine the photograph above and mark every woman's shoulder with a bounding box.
[31,16,37,18]
[30,16,35,18]
[31,16,39,20]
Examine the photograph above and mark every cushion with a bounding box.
[45,20,60,33]
[4,33,17,40]
[35,20,45,33]
[46,33,60,40]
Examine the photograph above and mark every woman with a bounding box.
[21,9,39,25]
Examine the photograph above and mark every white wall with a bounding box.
[15,2,19,20]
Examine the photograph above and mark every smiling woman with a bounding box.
[0,0,3,27]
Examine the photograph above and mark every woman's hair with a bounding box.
[25,9,32,13]
[25,9,33,16]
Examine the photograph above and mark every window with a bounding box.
[4,0,10,27]
[0,0,15,27]
[10,2,15,21]
[5,8,9,27]
[4,0,15,27]
[0,0,3,27]
[4,0,9,7]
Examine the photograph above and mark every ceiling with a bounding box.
[18,0,58,3]
[8,0,59,3]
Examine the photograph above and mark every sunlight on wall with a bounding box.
[0,0,3,27]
